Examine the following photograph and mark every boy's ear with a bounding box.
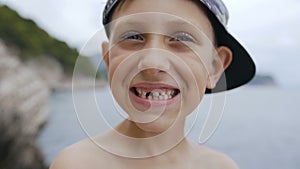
[102,41,110,69]
[206,46,233,89]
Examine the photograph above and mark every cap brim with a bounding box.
[205,29,256,93]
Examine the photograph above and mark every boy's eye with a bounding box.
[170,32,196,42]
[121,32,144,41]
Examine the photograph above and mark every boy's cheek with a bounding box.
[107,60,121,85]
[182,61,208,97]
[106,49,128,77]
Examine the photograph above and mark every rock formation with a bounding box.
[0,41,49,168]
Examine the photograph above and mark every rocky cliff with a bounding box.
[0,41,49,168]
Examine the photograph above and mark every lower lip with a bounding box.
[129,91,180,107]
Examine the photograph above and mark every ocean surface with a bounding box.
[37,86,300,169]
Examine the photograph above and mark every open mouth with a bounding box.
[130,87,180,101]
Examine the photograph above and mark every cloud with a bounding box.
[1,0,300,87]
[224,0,300,86]
[1,0,105,48]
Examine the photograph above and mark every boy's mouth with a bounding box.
[130,84,180,101]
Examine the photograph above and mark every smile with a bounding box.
[129,83,181,106]
[132,87,180,101]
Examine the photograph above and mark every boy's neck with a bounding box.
[95,119,190,158]
[116,119,186,138]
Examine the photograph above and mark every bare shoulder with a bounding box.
[50,138,109,169]
[191,143,239,169]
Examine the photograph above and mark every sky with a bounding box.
[1,0,299,88]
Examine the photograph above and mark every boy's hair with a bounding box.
[102,0,256,94]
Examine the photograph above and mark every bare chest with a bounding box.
[90,158,208,169]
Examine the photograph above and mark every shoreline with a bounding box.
[52,78,108,92]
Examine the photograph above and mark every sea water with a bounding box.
[37,86,300,169]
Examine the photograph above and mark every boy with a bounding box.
[51,0,255,168]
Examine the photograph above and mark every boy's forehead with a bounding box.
[110,0,213,35]
[110,13,207,38]
[112,14,203,30]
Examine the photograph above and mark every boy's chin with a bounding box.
[133,117,179,137]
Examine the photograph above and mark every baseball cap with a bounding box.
[102,0,256,93]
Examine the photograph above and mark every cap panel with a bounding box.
[103,0,120,25]
[199,0,229,27]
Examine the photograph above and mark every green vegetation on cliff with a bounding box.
[0,5,92,74]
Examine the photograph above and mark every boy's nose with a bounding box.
[137,49,171,76]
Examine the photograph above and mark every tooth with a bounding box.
[168,95,172,99]
[161,91,166,95]
[153,96,158,100]
[141,95,146,99]
[142,91,147,96]
[136,88,142,95]
[167,90,172,95]
[159,95,164,100]
[153,91,159,97]
[164,95,168,100]
[148,95,153,100]
[171,90,175,95]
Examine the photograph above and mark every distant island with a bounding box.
[248,74,277,87]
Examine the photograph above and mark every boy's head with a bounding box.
[101,0,255,133]
[102,0,256,93]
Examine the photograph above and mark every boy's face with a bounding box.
[102,0,232,134]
